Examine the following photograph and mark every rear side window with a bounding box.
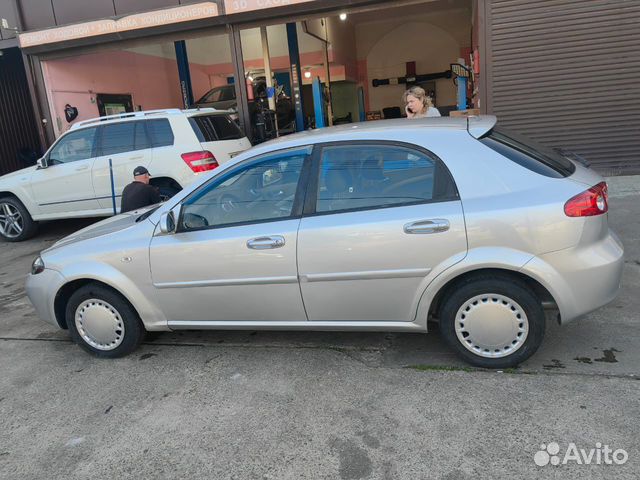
[315,144,457,214]
[190,115,243,142]
[100,122,135,156]
[480,128,576,178]
[147,119,174,147]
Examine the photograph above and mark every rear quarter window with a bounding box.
[189,115,243,142]
[479,128,576,178]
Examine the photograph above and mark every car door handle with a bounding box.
[404,219,450,234]
[74,165,89,171]
[247,235,286,250]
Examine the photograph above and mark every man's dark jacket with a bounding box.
[120,181,161,213]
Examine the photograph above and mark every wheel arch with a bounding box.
[54,279,140,329]
[427,268,557,324]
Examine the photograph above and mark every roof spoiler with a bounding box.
[466,115,497,139]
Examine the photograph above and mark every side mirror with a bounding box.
[36,157,47,169]
[159,211,176,234]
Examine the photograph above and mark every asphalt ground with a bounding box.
[0,187,638,479]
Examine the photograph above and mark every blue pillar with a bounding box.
[457,76,467,110]
[312,77,325,128]
[286,23,305,132]
[174,40,194,109]
[357,86,366,122]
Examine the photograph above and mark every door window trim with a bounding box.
[302,140,460,217]
[175,145,314,234]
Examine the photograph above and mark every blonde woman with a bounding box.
[403,86,441,118]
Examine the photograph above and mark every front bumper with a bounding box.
[522,230,624,324]
[25,268,66,328]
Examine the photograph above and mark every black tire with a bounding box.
[66,283,145,358]
[158,185,180,202]
[0,196,38,242]
[439,276,545,369]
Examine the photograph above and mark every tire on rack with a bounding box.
[438,275,546,369]
[0,196,38,242]
[65,282,145,358]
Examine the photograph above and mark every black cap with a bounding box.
[133,166,149,177]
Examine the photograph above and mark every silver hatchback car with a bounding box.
[26,116,624,368]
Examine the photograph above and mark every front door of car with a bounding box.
[297,142,467,322]
[93,121,152,211]
[149,146,312,323]
[31,126,101,216]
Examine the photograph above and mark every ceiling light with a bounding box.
[339,13,347,21]
[304,71,312,79]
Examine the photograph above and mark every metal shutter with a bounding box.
[0,48,41,176]
[486,0,640,175]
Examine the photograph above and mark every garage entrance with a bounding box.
[232,0,474,142]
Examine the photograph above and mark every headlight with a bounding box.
[31,256,45,275]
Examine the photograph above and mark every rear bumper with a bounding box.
[521,230,624,324]
[25,268,66,328]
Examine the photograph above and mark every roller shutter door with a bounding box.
[487,0,640,175]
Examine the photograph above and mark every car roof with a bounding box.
[240,115,497,157]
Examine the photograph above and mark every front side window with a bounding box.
[179,148,309,231]
[48,127,97,164]
[316,144,451,213]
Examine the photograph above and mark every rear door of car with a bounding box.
[188,113,251,165]
[93,120,152,211]
[297,141,467,322]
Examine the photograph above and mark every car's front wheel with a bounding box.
[439,276,545,368]
[66,283,145,358]
[0,196,38,242]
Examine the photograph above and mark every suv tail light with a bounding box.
[181,151,219,173]
[564,181,608,217]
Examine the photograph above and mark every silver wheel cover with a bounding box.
[0,202,24,239]
[75,299,125,351]
[455,293,529,359]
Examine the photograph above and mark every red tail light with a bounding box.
[181,151,219,173]
[564,182,608,217]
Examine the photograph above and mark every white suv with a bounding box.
[0,108,251,241]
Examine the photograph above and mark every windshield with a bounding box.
[197,86,236,104]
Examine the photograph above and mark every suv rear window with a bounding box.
[480,127,576,178]
[189,115,243,142]
[147,119,174,147]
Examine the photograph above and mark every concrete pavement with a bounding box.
[0,180,638,479]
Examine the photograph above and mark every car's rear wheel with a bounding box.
[0,196,38,242]
[439,276,545,368]
[158,185,180,202]
[66,283,145,358]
